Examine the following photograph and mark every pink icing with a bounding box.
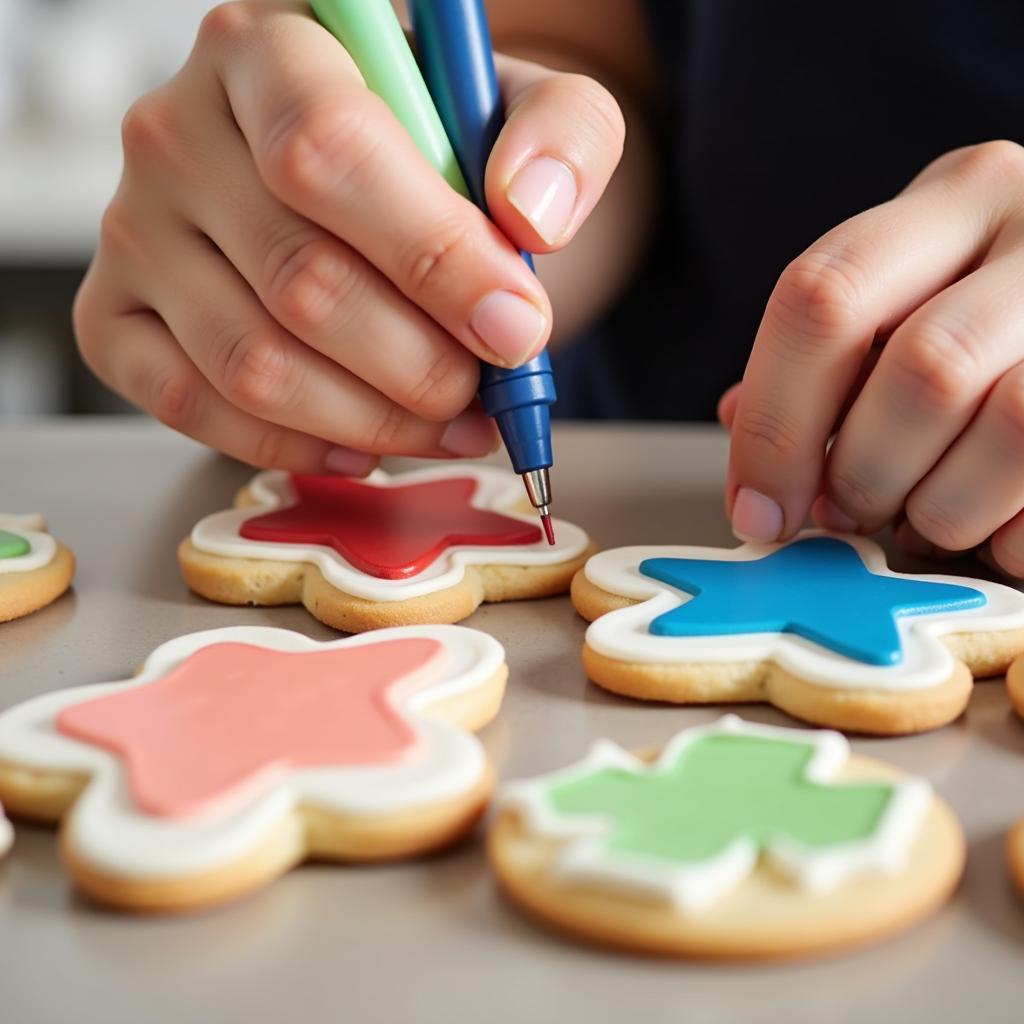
[56,639,443,819]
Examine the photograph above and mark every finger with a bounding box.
[727,144,1023,543]
[172,101,482,424]
[485,55,625,252]
[720,342,885,441]
[717,383,741,429]
[203,3,551,368]
[901,359,1024,551]
[826,249,1024,534]
[989,507,1024,577]
[75,293,363,474]
[125,218,497,459]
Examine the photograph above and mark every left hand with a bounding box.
[721,140,1024,576]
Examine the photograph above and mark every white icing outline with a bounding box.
[582,530,1024,691]
[0,625,504,879]
[0,513,56,575]
[501,714,931,913]
[190,467,589,602]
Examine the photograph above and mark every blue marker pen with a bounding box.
[407,0,557,543]
[310,0,557,543]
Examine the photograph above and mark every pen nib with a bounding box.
[521,468,555,545]
[540,512,555,546]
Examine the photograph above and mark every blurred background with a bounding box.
[0,0,216,418]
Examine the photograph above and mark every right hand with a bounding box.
[74,0,624,475]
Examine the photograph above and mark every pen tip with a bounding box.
[541,513,555,546]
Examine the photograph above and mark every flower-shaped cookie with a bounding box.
[571,531,1024,734]
[0,624,506,912]
[180,466,591,632]
[0,514,75,623]
[490,715,964,958]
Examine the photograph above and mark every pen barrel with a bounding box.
[478,355,555,474]
[309,0,468,194]
[410,0,557,470]
[408,0,499,211]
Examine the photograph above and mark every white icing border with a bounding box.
[190,466,589,602]
[582,530,1024,691]
[502,714,931,913]
[0,624,504,879]
[0,513,56,575]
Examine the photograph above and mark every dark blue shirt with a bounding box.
[551,1,1024,419]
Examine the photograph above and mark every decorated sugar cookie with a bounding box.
[1003,655,1024,722]
[571,531,1024,735]
[0,514,75,623]
[179,466,592,632]
[490,715,964,959]
[0,624,506,912]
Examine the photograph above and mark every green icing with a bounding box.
[0,529,29,560]
[547,734,894,864]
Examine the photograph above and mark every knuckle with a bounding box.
[402,217,477,296]
[251,427,289,469]
[120,91,177,164]
[72,284,104,372]
[732,403,803,463]
[147,369,198,432]
[196,3,257,52]
[216,327,299,416]
[773,250,865,343]
[906,496,971,552]
[827,465,881,521]
[955,139,1024,186]
[991,370,1024,446]
[991,535,1024,579]
[97,202,145,264]
[890,318,982,415]
[361,403,411,454]
[264,232,361,335]
[404,349,477,421]
[263,100,381,205]
[555,74,626,154]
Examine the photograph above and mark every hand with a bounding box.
[74,1,624,474]
[722,140,1024,575]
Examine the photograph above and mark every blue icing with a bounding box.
[638,536,985,666]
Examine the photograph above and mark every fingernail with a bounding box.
[440,410,497,457]
[507,156,577,244]
[470,290,548,366]
[732,487,784,543]
[324,445,378,477]
[814,496,859,533]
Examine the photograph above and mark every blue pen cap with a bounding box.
[478,353,555,473]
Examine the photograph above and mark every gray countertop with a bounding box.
[2,419,1023,1024]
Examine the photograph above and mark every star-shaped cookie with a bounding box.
[180,466,591,632]
[571,530,1024,734]
[0,624,506,912]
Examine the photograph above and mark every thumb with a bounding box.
[485,56,625,253]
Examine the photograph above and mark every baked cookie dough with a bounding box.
[0,624,506,913]
[0,514,74,623]
[490,715,964,959]
[571,531,1024,735]
[180,466,592,632]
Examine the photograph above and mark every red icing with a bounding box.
[56,639,443,819]
[239,474,542,579]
